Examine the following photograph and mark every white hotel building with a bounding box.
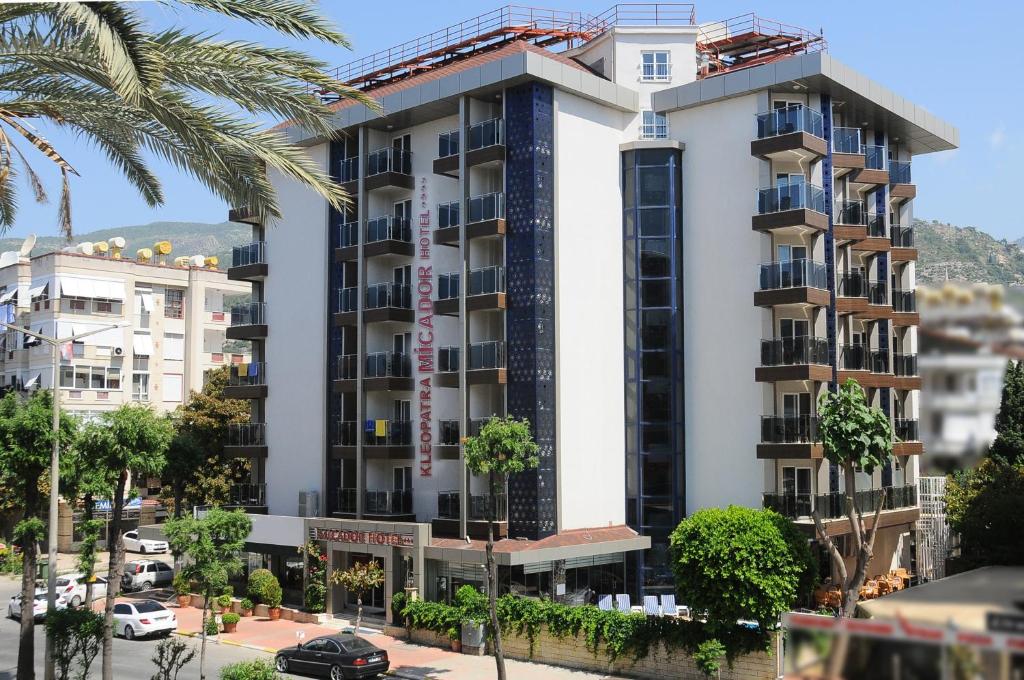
[225,5,957,615]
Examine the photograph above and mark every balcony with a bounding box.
[335,283,413,325]
[754,259,829,307]
[893,352,922,391]
[890,225,917,261]
[892,288,919,327]
[764,484,918,525]
[889,160,915,200]
[333,488,414,518]
[833,200,867,241]
[757,415,822,459]
[339,156,359,189]
[227,483,266,508]
[433,118,505,175]
[225,422,267,458]
[227,302,267,340]
[228,241,267,280]
[893,419,922,455]
[831,127,863,162]
[756,336,831,382]
[332,419,413,458]
[752,184,827,232]
[333,354,358,392]
[365,351,413,390]
[435,418,490,460]
[434,265,507,315]
[751,105,826,159]
[223,361,267,400]
[434,192,507,245]
[335,221,359,261]
[433,200,461,245]
[364,215,414,257]
[433,491,509,539]
[852,214,889,253]
[365,147,414,192]
[434,341,507,387]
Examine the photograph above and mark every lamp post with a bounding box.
[0,318,126,680]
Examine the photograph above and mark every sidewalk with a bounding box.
[171,603,612,680]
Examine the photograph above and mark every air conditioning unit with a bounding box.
[112,347,124,356]
[298,491,320,518]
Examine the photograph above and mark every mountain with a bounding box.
[0,220,251,266]
[914,218,1024,286]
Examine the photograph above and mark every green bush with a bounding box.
[404,599,462,640]
[216,594,232,609]
[204,616,219,637]
[222,585,234,598]
[240,598,254,611]
[246,569,278,605]
[693,639,727,678]
[453,584,487,621]
[390,591,407,623]
[45,608,103,680]
[0,546,23,575]
[264,580,282,609]
[222,612,240,625]
[172,573,191,597]
[218,659,279,680]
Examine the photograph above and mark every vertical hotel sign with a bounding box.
[415,176,433,476]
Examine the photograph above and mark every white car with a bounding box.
[7,592,68,621]
[113,599,177,640]
[122,531,168,554]
[53,574,109,608]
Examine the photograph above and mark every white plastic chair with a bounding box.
[660,594,678,617]
[643,595,660,616]
[615,593,631,611]
[597,594,613,611]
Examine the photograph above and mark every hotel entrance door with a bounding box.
[345,554,385,611]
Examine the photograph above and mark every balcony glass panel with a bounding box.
[765,484,917,520]
[895,419,919,442]
[891,225,914,247]
[835,200,866,225]
[438,273,459,300]
[760,336,829,366]
[890,160,912,184]
[832,127,862,154]
[339,156,359,183]
[438,130,459,158]
[864,145,886,170]
[365,351,411,378]
[366,147,412,176]
[337,221,359,248]
[337,287,358,313]
[893,289,916,312]
[333,420,357,446]
[756,183,825,214]
[365,283,412,310]
[437,491,460,519]
[230,302,265,326]
[754,104,824,139]
[438,200,460,228]
[467,192,504,223]
[467,118,503,151]
[336,354,357,380]
[364,489,413,515]
[438,346,459,372]
[227,422,265,446]
[894,353,918,377]
[232,242,266,267]
[228,483,265,507]
[758,259,827,291]
[228,362,266,386]
[364,420,412,446]
[838,273,867,298]
[841,344,867,370]
[468,341,504,370]
[869,350,889,374]
[868,282,888,305]
[468,266,505,295]
[438,420,460,446]
[760,415,819,443]
[366,215,412,244]
[867,214,886,238]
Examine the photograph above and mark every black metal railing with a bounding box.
[758,259,828,291]
[761,415,819,443]
[228,483,266,507]
[893,353,918,377]
[891,225,914,248]
[365,351,412,378]
[228,362,266,387]
[755,104,824,139]
[232,241,266,267]
[364,420,413,446]
[765,484,917,520]
[468,117,504,150]
[366,146,412,176]
[756,183,826,214]
[761,336,829,366]
[227,422,266,446]
[365,282,412,310]
[892,289,916,313]
[895,419,920,442]
[230,302,265,326]
[890,160,912,184]
[366,215,412,244]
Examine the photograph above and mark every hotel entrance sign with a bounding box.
[313,526,414,547]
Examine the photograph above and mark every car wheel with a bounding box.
[123,625,134,641]
[139,545,147,554]
[329,665,344,680]
[274,656,288,673]
[70,595,81,608]
[141,580,153,591]
[7,606,13,619]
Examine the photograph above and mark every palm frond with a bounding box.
[57,167,72,238]
[173,0,351,45]
[0,112,78,176]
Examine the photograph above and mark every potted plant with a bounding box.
[217,593,232,614]
[265,580,283,621]
[205,615,219,638]
[221,612,240,634]
[240,598,254,617]
[173,573,191,608]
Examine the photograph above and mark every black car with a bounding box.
[274,633,389,679]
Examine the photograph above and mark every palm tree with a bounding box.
[0,1,375,237]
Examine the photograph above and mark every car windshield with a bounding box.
[339,638,376,653]
[133,601,166,613]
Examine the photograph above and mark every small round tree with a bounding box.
[331,561,385,637]
[464,416,538,680]
[669,505,816,655]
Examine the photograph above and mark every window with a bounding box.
[163,333,184,361]
[640,110,668,140]
[60,364,121,390]
[641,51,671,81]
[164,289,184,319]
[132,373,149,401]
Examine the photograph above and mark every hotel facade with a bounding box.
[225,5,957,616]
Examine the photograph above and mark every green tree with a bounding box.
[464,416,539,680]
[150,638,196,680]
[77,405,173,680]
[0,390,77,680]
[813,379,893,618]
[62,440,117,609]
[164,508,252,680]
[945,457,1024,566]
[669,506,815,654]
[330,560,385,638]
[989,360,1024,460]
[44,608,104,680]
[0,2,375,237]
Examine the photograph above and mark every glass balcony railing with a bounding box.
[832,127,862,154]
[437,266,505,301]
[438,273,459,301]
[228,483,266,507]
[756,183,825,214]
[755,104,824,140]
[438,200,460,229]
[762,492,812,519]
[227,422,266,446]
[232,241,266,267]
[761,415,819,444]
[337,221,359,248]
[334,488,358,513]
[894,353,918,377]
[869,349,889,374]
[435,491,508,521]
[438,346,459,372]
[841,344,867,371]
[365,351,411,378]
[366,215,412,244]
[758,259,827,291]
[230,302,265,326]
[468,192,505,223]
[339,156,359,183]
[838,273,867,298]
[891,225,914,248]
[334,420,357,446]
[228,361,266,387]
[364,420,413,446]
[365,282,412,310]
[890,160,912,184]
[337,287,358,313]
[468,340,504,370]
[438,420,460,446]
[835,200,866,225]
[366,147,412,176]
[893,289,916,313]
[365,489,413,515]
[437,490,460,519]
[868,281,888,305]
[468,117,504,151]
[864,144,886,170]
[895,418,920,442]
[867,214,886,238]
[760,336,829,366]
[438,130,459,159]
[336,354,357,380]
[765,484,916,520]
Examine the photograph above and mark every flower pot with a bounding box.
[176,595,191,608]
[221,606,231,614]
[268,607,281,621]
[241,609,253,618]
[451,638,462,653]
[223,621,238,633]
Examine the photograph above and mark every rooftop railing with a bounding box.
[755,104,824,140]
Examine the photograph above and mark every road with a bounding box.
[0,577,303,680]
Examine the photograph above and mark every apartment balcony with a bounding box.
[750,105,826,160]
[332,488,414,520]
[433,117,505,176]
[852,214,890,253]
[365,351,413,390]
[839,346,895,389]
[226,302,267,340]
[223,361,267,400]
[851,145,889,186]
[752,184,827,233]
[894,418,923,456]
[228,241,267,281]
[892,288,920,327]
[340,147,414,193]
[434,341,506,387]
[833,199,867,241]
[756,336,831,382]
[433,192,506,245]
[434,418,489,460]
[333,283,414,326]
[831,127,865,169]
[893,351,922,391]
[331,419,413,459]
[228,206,261,225]
[333,354,358,392]
[757,415,823,459]
[433,491,509,540]
[890,225,917,261]
[754,259,829,307]
[889,160,916,200]
[225,422,268,458]
[763,484,918,530]
[335,216,414,261]
[434,266,507,315]
[226,483,267,509]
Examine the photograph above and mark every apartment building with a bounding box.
[0,240,251,421]
[228,5,956,614]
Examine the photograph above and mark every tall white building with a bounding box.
[228,5,957,615]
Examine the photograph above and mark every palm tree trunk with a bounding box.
[487,470,505,680]
[17,479,41,680]
[101,471,128,680]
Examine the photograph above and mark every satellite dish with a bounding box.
[0,252,18,267]
[19,234,36,257]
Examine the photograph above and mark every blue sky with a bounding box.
[7,1,1022,240]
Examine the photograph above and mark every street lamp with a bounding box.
[0,318,126,679]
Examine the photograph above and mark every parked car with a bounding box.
[121,560,174,592]
[275,633,389,679]
[7,592,68,621]
[112,599,177,640]
[53,573,109,607]
[122,530,168,554]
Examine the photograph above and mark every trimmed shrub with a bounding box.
[172,572,191,597]
[218,659,279,680]
[246,569,278,605]
[240,598,254,611]
[264,580,282,609]
[222,612,240,625]
[204,616,219,637]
